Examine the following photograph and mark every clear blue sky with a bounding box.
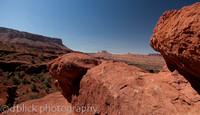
[0,0,199,54]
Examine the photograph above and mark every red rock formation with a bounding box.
[49,54,200,114]
[150,2,200,93]
[0,27,72,52]
[48,53,101,102]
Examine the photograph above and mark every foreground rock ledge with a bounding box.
[150,2,200,93]
[48,53,200,114]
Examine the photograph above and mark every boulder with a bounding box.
[48,53,101,102]
[150,2,200,93]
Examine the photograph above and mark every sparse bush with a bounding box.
[43,79,51,88]
[30,82,37,92]
[22,77,31,85]
[15,66,20,71]
[38,60,42,64]
[5,72,9,79]
[14,100,20,105]
[18,71,25,78]
[0,57,4,60]
[2,80,7,85]
[45,87,49,94]
[30,75,37,82]
[39,56,44,61]
[11,76,21,85]
[29,94,39,100]
[11,45,16,50]
[40,77,45,82]
[12,53,18,59]
[37,73,42,78]
[31,59,35,64]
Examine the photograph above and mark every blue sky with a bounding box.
[0,0,199,54]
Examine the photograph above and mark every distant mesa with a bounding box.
[148,53,161,56]
[0,27,72,52]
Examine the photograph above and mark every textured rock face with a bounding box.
[49,53,200,114]
[48,53,101,102]
[72,61,200,114]
[150,2,200,92]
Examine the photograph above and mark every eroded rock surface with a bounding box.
[150,2,200,92]
[48,53,101,102]
[49,54,200,114]
[72,61,200,114]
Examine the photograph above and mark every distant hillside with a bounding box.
[94,51,165,73]
[0,27,72,52]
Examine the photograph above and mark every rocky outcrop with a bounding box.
[48,53,101,102]
[150,2,200,93]
[0,60,29,71]
[0,27,72,52]
[49,53,200,114]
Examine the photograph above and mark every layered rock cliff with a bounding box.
[0,27,72,52]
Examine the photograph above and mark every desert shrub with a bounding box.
[0,57,4,60]
[39,56,44,61]
[40,77,45,82]
[18,71,25,78]
[0,52,5,57]
[36,73,42,78]
[22,91,26,95]
[22,77,31,85]
[48,90,53,94]
[2,80,7,85]
[30,75,37,82]
[11,76,21,85]
[44,87,49,94]
[31,59,35,64]
[15,66,20,71]
[11,45,16,50]
[6,58,11,62]
[38,60,42,64]
[12,53,18,59]
[43,79,51,88]
[30,82,37,92]
[5,72,9,79]
[29,94,39,100]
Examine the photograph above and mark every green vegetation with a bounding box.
[31,59,35,64]
[11,45,16,50]
[22,77,31,85]
[39,56,44,61]
[11,76,21,85]
[2,80,7,85]
[15,66,20,71]
[30,82,37,92]
[18,71,25,78]
[30,75,37,82]
[29,94,39,100]
[43,79,51,88]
